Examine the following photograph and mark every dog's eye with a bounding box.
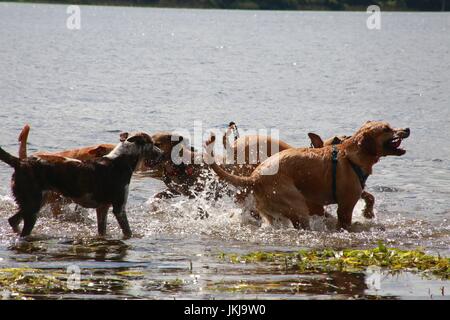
[383,127,391,133]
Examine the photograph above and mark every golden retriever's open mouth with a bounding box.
[385,136,406,155]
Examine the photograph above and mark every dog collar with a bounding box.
[331,145,339,202]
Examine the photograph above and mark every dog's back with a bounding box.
[13,156,128,208]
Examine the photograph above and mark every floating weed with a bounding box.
[145,278,185,292]
[0,267,132,299]
[163,278,184,290]
[0,267,68,299]
[116,270,145,278]
[219,244,450,279]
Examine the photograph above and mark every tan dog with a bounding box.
[221,122,293,177]
[208,121,410,230]
[18,124,114,161]
[220,124,374,218]
[308,132,375,219]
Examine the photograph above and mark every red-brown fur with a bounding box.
[208,121,410,230]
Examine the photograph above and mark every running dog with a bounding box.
[0,132,163,238]
[207,121,410,230]
[307,132,375,219]
[219,124,375,219]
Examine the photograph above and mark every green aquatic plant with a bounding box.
[115,270,145,278]
[0,267,68,299]
[219,243,450,279]
[0,267,131,299]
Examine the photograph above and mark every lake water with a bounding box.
[0,3,449,299]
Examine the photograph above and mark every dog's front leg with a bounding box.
[112,200,132,239]
[361,191,375,219]
[96,204,110,237]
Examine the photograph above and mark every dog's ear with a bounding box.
[127,134,148,145]
[120,132,129,142]
[358,133,377,156]
[308,133,324,148]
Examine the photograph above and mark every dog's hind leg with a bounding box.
[19,194,42,237]
[8,212,23,233]
[259,184,311,229]
[306,201,325,216]
[96,204,110,237]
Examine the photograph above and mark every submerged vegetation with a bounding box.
[5,0,449,11]
[0,266,188,299]
[1,243,448,299]
[0,268,68,299]
[219,243,450,279]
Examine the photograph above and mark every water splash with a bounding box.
[0,187,449,255]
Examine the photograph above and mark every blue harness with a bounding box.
[331,145,369,203]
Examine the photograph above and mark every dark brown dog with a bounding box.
[208,121,410,230]
[18,124,116,216]
[0,132,163,238]
[148,131,216,199]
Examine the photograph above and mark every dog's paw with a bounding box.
[362,209,375,219]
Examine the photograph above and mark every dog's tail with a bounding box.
[205,133,255,189]
[18,124,30,159]
[210,162,255,188]
[0,147,20,168]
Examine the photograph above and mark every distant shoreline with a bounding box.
[1,0,448,12]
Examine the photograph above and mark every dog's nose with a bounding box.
[404,128,410,137]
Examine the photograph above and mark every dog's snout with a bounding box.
[400,128,410,138]
[395,127,410,139]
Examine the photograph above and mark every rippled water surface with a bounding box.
[0,3,449,299]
